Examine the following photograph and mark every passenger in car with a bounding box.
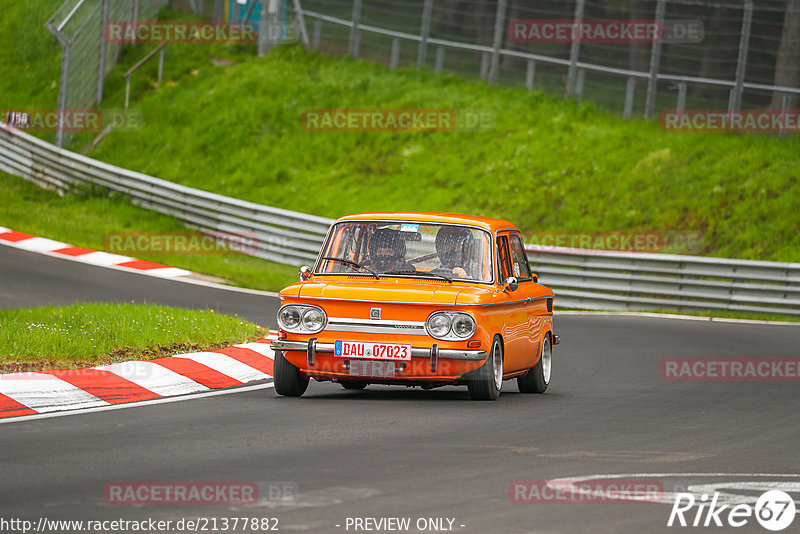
[435,227,474,279]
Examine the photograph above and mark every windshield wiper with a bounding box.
[391,270,453,283]
[319,256,379,279]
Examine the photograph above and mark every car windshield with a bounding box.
[316,221,494,283]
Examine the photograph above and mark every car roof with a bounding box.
[335,212,519,233]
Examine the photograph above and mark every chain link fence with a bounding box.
[297,0,800,120]
[44,0,800,146]
[46,0,167,147]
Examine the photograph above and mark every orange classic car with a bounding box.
[270,212,559,400]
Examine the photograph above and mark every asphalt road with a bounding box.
[1,244,799,533]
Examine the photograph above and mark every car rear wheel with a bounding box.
[517,334,551,394]
[274,350,309,397]
[341,381,368,390]
[467,336,503,401]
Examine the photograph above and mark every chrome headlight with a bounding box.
[277,304,326,334]
[451,314,476,339]
[302,307,325,332]
[426,311,476,341]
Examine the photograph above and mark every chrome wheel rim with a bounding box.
[542,337,552,384]
[492,339,503,391]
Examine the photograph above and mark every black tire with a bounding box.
[467,335,503,401]
[341,381,368,390]
[517,334,551,394]
[273,350,309,397]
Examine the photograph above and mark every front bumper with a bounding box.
[271,339,487,361]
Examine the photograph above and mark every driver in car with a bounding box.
[435,227,474,279]
[369,228,415,273]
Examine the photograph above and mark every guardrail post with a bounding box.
[259,0,283,56]
[525,59,535,90]
[645,0,666,118]
[566,0,585,96]
[291,0,310,47]
[780,92,790,137]
[349,0,362,58]
[312,19,321,50]
[417,0,433,67]
[131,0,140,45]
[624,76,635,119]
[96,0,109,104]
[576,68,585,101]
[390,37,400,69]
[56,41,71,147]
[729,0,753,113]
[488,0,507,84]
[677,82,687,114]
[157,45,165,84]
[435,45,445,72]
[480,52,489,79]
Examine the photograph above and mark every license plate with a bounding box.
[350,360,396,378]
[334,340,411,361]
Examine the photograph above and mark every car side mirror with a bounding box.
[531,273,538,283]
[503,276,518,292]
[299,265,312,281]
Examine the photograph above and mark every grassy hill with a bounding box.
[86,45,800,262]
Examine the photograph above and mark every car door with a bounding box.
[506,232,545,370]
[493,232,531,373]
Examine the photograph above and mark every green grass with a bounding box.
[0,171,299,291]
[0,1,62,138]
[0,302,263,370]
[85,45,800,263]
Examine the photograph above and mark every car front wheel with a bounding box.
[274,350,309,397]
[467,336,503,401]
[517,333,551,394]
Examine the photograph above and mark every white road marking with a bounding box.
[140,267,193,277]
[0,373,109,412]
[75,251,134,266]
[173,351,270,383]
[236,342,276,359]
[547,473,800,505]
[12,237,69,253]
[0,382,274,424]
[94,361,209,396]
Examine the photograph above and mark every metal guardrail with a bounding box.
[526,245,800,317]
[1,123,798,316]
[0,123,333,265]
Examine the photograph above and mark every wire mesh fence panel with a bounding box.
[292,0,800,123]
[46,0,169,147]
[40,0,800,144]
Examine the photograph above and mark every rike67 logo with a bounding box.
[668,490,796,531]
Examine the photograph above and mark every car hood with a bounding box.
[295,278,481,306]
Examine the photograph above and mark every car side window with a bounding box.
[496,235,511,281]
[508,234,533,281]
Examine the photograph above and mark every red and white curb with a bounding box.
[0,226,194,279]
[0,331,278,419]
